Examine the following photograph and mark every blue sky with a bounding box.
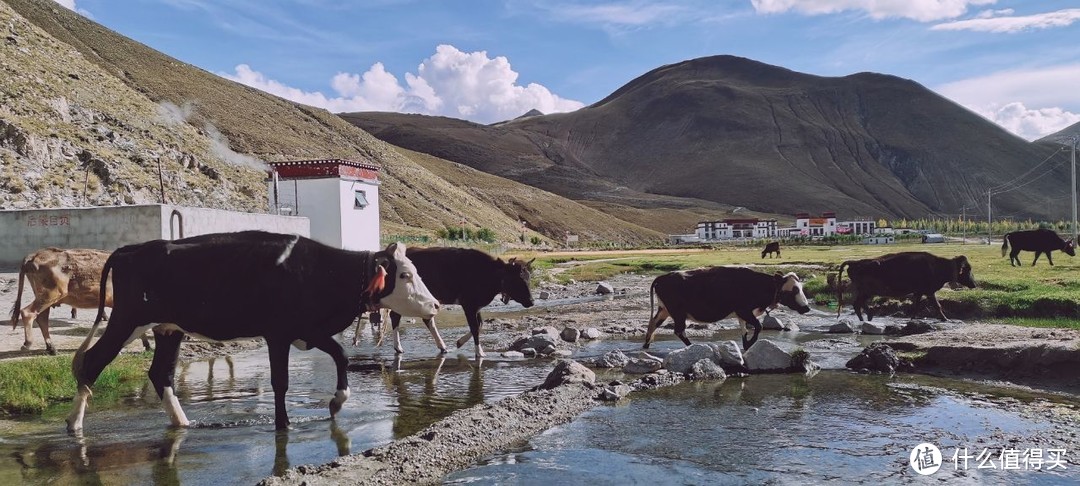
[56,0,1080,140]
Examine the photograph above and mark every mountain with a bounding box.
[343,55,1073,222]
[0,0,661,244]
[1038,122,1080,145]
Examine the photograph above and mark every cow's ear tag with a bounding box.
[366,265,387,296]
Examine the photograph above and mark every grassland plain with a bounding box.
[513,241,1080,322]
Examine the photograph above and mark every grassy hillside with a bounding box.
[2,0,660,244]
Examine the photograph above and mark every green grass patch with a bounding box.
[997,317,1080,330]
[526,242,1080,320]
[0,353,150,416]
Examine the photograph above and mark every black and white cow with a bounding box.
[66,231,439,432]
[385,247,535,357]
[643,267,812,350]
[1001,229,1075,266]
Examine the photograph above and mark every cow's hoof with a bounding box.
[46,346,57,356]
[437,348,448,354]
[20,343,31,352]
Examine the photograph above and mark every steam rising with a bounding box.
[157,101,268,170]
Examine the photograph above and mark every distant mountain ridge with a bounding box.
[344,55,1073,222]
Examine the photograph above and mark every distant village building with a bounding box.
[695,219,778,240]
[268,159,381,252]
[680,211,878,243]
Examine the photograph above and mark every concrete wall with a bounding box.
[0,205,309,269]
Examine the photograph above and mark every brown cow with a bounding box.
[836,251,976,322]
[9,248,148,354]
[761,242,781,259]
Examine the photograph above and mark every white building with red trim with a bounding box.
[268,159,381,251]
[695,218,778,240]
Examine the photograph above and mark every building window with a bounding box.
[354,190,369,209]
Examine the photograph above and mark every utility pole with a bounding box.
[1072,136,1077,242]
[961,206,966,244]
[987,189,992,245]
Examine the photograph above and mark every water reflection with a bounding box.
[386,355,487,438]
[9,429,187,485]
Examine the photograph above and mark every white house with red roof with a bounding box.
[268,159,381,252]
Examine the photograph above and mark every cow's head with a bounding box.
[952,256,977,289]
[499,257,535,307]
[372,242,439,319]
[1064,239,1076,257]
[775,272,811,314]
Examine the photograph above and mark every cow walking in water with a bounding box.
[1001,229,1075,266]
[761,242,781,259]
[67,231,439,432]
[385,248,535,357]
[836,251,976,322]
[643,267,811,350]
[10,248,148,355]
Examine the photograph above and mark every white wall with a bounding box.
[291,178,343,249]
[339,179,381,252]
[0,205,310,269]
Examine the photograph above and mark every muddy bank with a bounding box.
[260,381,601,485]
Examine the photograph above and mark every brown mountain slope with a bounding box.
[345,56,1072,222]
[2,0,659,243]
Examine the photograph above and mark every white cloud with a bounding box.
[52,0,76,10]
[937,65,1080,140]
[981,102,1080,141]
[750,0,996,22]
[932,8,1080,33]
[221,45,584,124]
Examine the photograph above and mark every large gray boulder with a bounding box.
[861,322,887,335]
[761,315,784,330]
[663,344,719,374]
[689,359,727,380]
[537,359,596,390]
[588,349,630,368]
[560,327,580,343]
[743,340,793,371]
[582,327,602,340]
[623,358,663,374]
[595,282,614,295]
[708,341,744,367]
[829,320,856,333]
[846,342,910,373]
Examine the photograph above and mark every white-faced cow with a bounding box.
[836,251,976,322]
[1001,229,1075,266]
[385,248,535,357]
[643,267,812,350]
[9,248,148,355]
[66,231,439,432]
[761,242,781,259]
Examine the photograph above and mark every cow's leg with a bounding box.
[148,330,189,428]
[643,305,670,349]
[460,307,485,358]
[310,336,350,419]
[910,294,924,319]
[671,312,692,347]
[1047,252,1055,266]
[737,310,761,350]
[267,339,293,430]
[37,307,56,355]
[19,293,60,351]
[853,293,869,321]
[1032,251,1043,266]
[389,311,405,354]
[351,318,362,347]
[422,318,448,354]
[927,294,948,321]
[1009,249,1021,266]
[68,316,147,433]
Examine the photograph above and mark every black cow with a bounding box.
[66,231,439,432]
[836,251,976,322]
[1001,229,1075,266]
[761,242,781,259]
[643,267,811,350]
[385,248,535,357]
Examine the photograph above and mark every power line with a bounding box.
[989,145,1065,193]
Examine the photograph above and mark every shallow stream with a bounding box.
[1,302,1076,484]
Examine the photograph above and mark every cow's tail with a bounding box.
[835,261,851,319]
[9,258,27,329]
[1001,233,1010,257]
[74,257,114,380]
[649,278,657,321]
